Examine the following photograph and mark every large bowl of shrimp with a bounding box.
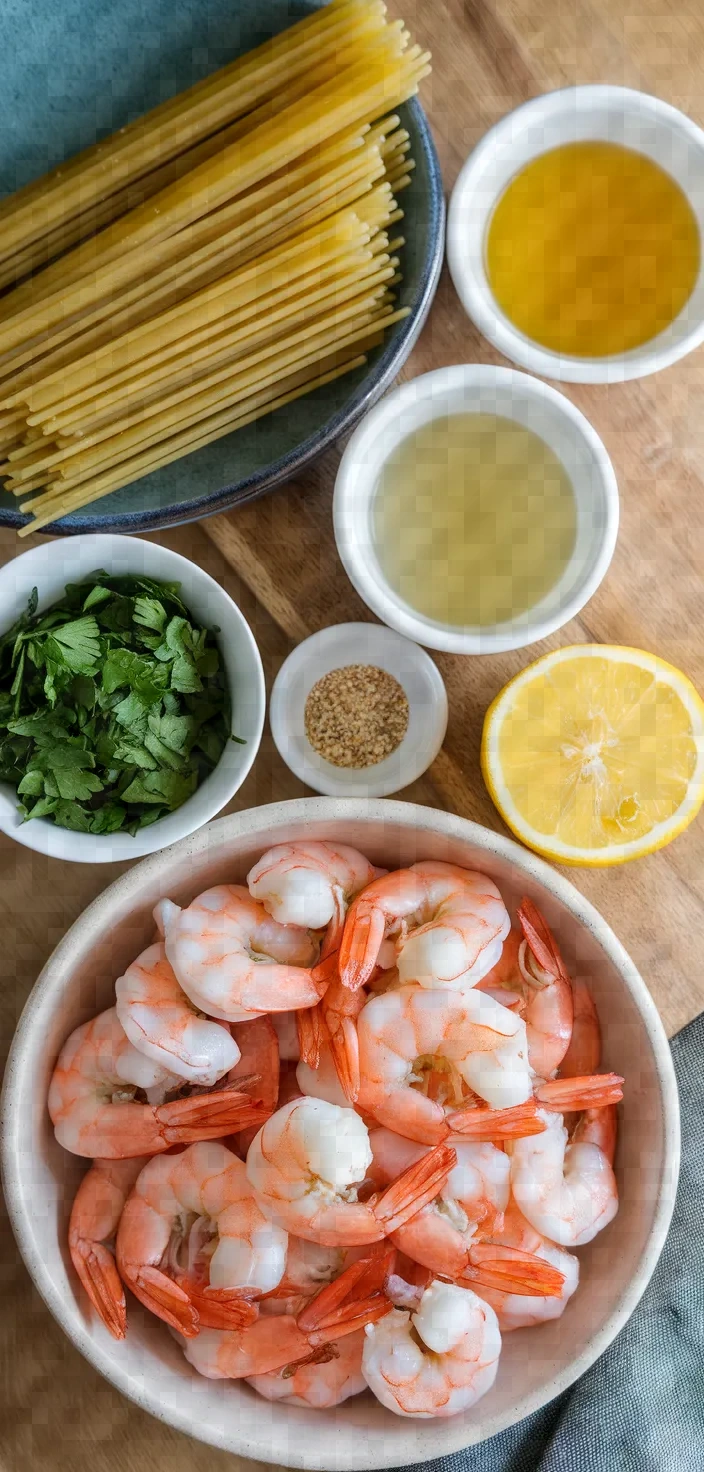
[2,797,679,1467]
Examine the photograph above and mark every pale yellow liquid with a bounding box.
[372,413,577,627]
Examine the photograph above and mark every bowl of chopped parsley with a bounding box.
[0,536,265,860]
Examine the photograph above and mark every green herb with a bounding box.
[0,571,238,836]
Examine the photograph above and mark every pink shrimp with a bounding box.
[182,1251,393,1380]
[560,976,602,1079]
[362,1278,502,1418]
[471,1200,580,1331]
[257,1236,346,1317]
[247,1328,367,1407]
[297,1037,355,1110]
[509,1101,619,1247]
[353,973,621,1148]
[247,841,382,957]
[355,983,533,1144]
[224,1014,280,1158]
[245,1096,456,1247]
[162,885,326,1021]
[298,970,367,1102]
[367,1129,565,1300]
[116,1141,289,1337]
[68,1156,149,1340]
[478,899,573,1079]
[339,862,510,993]
[48,1008,270,1159]
[114,941,239,1085]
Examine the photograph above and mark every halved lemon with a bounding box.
[481,645,704,866]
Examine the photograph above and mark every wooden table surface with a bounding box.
[3,1,704,1467]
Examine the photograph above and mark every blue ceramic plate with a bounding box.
[0,0,444,536]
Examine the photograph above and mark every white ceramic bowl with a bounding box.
[333,365,618,654]
[447,85,704,383]
[269,622,448,796]
[0,535,265,860]
[2,798,679,1468]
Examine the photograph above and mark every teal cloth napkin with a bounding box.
[402,1012,703,1472]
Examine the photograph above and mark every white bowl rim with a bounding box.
[447,83,704,384]
[333,364,619,654]
[0,534,266,861]
[1,796,680,1467]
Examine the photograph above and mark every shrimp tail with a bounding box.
[296,1244,396,1336]
[122,1264,200,1337]
[328,1014,361,1103]
[175,1276,259,1330]
[571,1103,618,1164]
[463,1243,566,1299]
[282,1342,340,1376]
[157,1081,272,1142]
[352,1242,397,1297]
[297,1004,326,1070]
[371,1143,457,1235]
[517,898,570,982]
[537,1073,624,1110]
[261,1274,306,1302]
[339,900,387,991]
[295,1253,394,1351]
[70,1238,126,1340]
[320,887,346,961]
[311,952,338,987]
[446,1099,547,1139]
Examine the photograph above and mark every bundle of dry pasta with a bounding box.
[0,0,430,533]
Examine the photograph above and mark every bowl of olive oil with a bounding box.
[333,364,618,655]
[447,85,704,383]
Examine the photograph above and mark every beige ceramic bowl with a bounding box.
[1,798,679,1467]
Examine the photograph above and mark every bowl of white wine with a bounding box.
[333,364,619,655]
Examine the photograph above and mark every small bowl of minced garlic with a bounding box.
[269,622,448,797]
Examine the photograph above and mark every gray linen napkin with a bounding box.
[400,1012,704,1472]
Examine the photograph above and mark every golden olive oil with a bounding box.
[485,141,700,357]
[372,412,576,628]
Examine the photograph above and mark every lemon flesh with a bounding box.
[481,645,704,865]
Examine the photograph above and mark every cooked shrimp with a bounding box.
[248,1327,367,1407]
[367,1129,564,1299]
[356,984,532,1145]
[297,1041,353,1110]
[182,1251,392,1379]
[510,1104,619,1247]
[471,1200,579,1332]
[48,1008,269,1159]
[68,1156,149,1339]
[479,899,573,1078]
[362,1278,502,1418]
[225,1014,280,1158]
[163,885,325,1021]
[246,1096,456,1246]
[339,862,510,993]
[271,1011,301,1062]
[116,1141,289,1336]
[445,1071,621,1141]
[115,941,239,1086]
[247,842,382,956]
[370,1128,509,1236]
[559,977,601,1079]
[259,1235,345,1316]
[296,965,365,1106]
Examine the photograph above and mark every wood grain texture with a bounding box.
[2,1,704,1467]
